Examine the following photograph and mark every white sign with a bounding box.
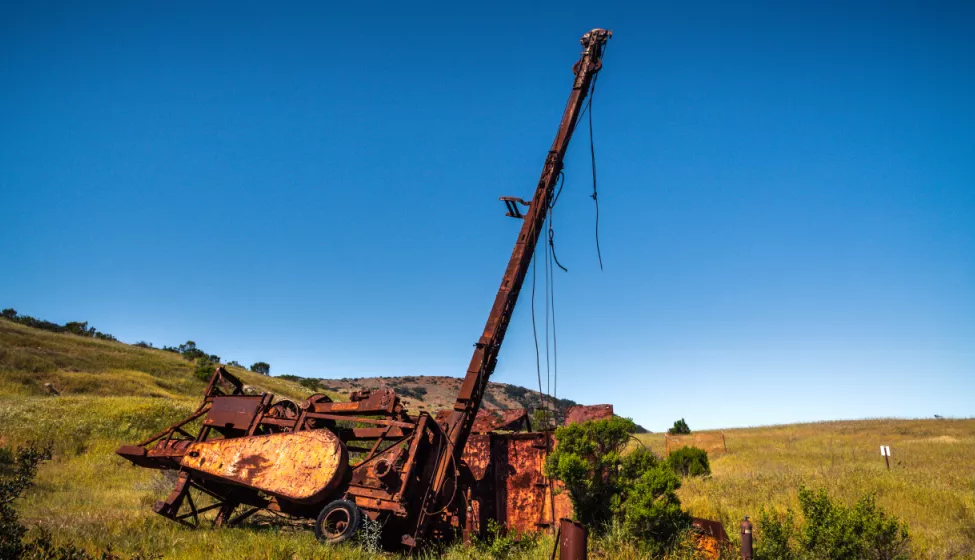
[880,445,891,457]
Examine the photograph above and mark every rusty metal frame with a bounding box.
[117,29,613,551]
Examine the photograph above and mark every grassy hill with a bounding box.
[2,318,973,558]
[0,319,321,402]
[0,317,572,415]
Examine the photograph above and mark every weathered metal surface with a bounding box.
[437,408,531,434]
[464,434,492,481]
[740,516,753,560]
[559,518,588,560]
[491,432,575,534]
[477,409,531,432]
[205,395,264,431]
[181,430,347,503]
[424,31,614,542]
[691,517,729,542]
[563,404,613,426]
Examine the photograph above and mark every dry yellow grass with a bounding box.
[3,320,973,558]
[636,419,975,558]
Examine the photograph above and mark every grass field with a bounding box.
[2,319,973,558]
[635,420,975,559]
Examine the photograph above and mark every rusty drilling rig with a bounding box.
[117,28,613,549]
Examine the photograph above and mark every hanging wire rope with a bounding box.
[531,250,544,400]
[544,211,552,398]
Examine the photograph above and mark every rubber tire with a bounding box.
[314,499,362,545]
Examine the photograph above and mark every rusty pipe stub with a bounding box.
[559,518,587,560]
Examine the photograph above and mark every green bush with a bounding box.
[666,446,710,477]
[193,358,217,382]
[397,385,428,400]
[0,309,117,342]
[757,486,910,560]
[619,447,689,550]
[546,418,690,553]
[1,443,51,559]
[545,416,636,529]
[1,442,156,559]
[668,418,691,435]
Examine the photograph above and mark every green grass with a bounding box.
[0,318,327,402]
[635,419,975,559]
[3,319,973,558]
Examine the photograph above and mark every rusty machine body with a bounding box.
[117,28,612,549]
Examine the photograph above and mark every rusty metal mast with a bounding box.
[421,28,612,534]
[117,29,614,550]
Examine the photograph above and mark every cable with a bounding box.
[548,218,568,273]
[551,239,559,401]
[531,249,543,401]
[588,71,604,271]
[547,172,568,273]
[544,213,551,398]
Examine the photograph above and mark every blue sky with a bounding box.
[2,1,972,431]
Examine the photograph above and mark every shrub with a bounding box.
[0,308,117,341]
[757,486,910,560]
[1,443,52,559]
[250,361,270,375]
[1,443,156,559]
[397,386,428,400]
[620,454,689,550]
[668,418,691,435]
[667,446,711,477]
[547,426,690,553]
[193,358,216,382]
[545,416,636,529]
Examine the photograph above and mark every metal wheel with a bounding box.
[260,400,300,434]
[314,499,362,544]
[267,399,300,419]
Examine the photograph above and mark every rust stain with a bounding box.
[181,430,347,503]
[463,434,491,481]
[329,402,359,411]
[563,404,613,426]
[436,408,530,434]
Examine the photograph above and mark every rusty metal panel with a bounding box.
[691,517,729,542]
[473,409,530,433]
[181,430,347,504]
[463,434,492,481]
[563,404,613,426]
[437,408,530,434]
[204,396,264,430]
[494,433,550,534]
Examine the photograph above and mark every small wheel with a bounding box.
[314,499,362,544]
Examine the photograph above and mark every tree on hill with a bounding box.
[668,418,691,435]
[250,362,271,375]
[1,308,117,341]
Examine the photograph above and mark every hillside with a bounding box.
[0,318,322,402]
[2,319,973,558]
[0,317,575,417]
[299,375,576,416]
